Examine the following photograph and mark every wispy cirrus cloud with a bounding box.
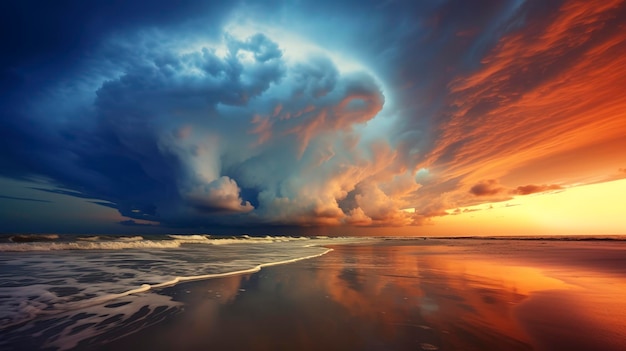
[412,0,626,216]
[0,195,52,203]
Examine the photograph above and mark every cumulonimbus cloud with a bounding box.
[2,27,421,228]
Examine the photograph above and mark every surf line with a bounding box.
[55,248,334,311]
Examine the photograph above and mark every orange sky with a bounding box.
[422,0,626,189]
[1,0,625,235]
[426,178,626,236]
[407,0,626,235]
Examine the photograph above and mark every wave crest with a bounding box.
[9,234,59,243]
[0,240,181,252]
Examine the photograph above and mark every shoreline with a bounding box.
[2,239,625,350]
[104,240,626,351]
[100,242,536,351]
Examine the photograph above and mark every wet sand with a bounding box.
[95,239,626,351]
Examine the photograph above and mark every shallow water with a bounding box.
[1,236,625,350]
[106,238,626,351]
[0,235,363,350]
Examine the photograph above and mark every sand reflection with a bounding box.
[103,240,626,351]
[313,244,562,350]
[314,241,626,351]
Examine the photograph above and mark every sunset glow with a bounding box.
[1,0,625,235]
[430,179,626,236]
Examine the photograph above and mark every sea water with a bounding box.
[0,234,365,350]
[2,234,625,350]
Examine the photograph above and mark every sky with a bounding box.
[1,0,625,235]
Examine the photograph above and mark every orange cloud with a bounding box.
[515,184,562,195]
[418,0,626,213]
[469,179,506,197]
[251,72,384,158]
[469,179,562,197]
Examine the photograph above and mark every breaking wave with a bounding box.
[0,234,314,252]
[0,235,363,334]
[8,234,60,243]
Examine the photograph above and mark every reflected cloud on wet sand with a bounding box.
[104,239,626,351]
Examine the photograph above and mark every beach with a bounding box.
[100,239,626,350]
[2,236,626,350]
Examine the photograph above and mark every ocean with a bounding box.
[1,234,625,350]
[0,234,364,350]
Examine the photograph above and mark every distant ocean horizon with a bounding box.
[3,232,626,247]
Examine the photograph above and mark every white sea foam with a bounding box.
[115,236,145,242]
[0,235,367,350]
[1,291,181,351]
[167,234,209,241]
[49,293,180,351]
[0,240,182,252]
[0,234,316,252]
[0,237,346,326]
[149,248,333,289]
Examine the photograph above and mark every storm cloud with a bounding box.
[1,21,404,228]
[1,0,625,232]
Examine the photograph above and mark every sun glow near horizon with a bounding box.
[426,178,626,236]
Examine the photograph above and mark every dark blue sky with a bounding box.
[1,0,625,234]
